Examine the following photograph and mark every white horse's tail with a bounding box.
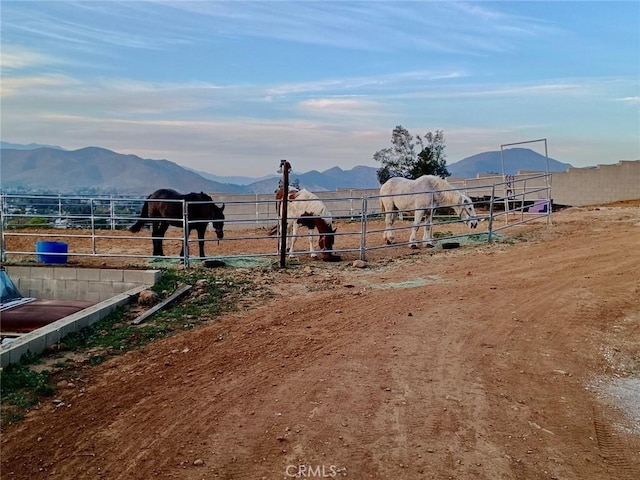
[380,196,387,213]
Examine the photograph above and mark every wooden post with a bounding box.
[279,160,291,268]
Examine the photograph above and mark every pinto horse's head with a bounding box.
[318,226,336,251]
[318,226,341,261]
[455,195,479,229]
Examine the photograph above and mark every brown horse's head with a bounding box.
[185,192,225,239]
[211,202,225,239]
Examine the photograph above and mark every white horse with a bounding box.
[379,175,479,247]
[272,187,338,260]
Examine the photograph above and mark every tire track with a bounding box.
[592,405,639,479]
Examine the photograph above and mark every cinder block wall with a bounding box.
[5,266,160,302]
[551,160,640,206]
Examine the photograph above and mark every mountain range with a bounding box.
[0,142,573,195]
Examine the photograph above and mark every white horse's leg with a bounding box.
[288,220,299,257]
[409,209,424,247]
[284,220,293,252]
[383,210,397,244]
[421,208,435,244]
[308,229,319,258]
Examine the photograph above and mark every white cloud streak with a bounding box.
[1,1,637,175]
[616,97,640,105]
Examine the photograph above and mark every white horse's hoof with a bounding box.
[310,253,318,259]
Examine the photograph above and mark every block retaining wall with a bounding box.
[1,267,161,367]
[5,266,161,302]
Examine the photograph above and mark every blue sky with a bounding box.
[1,1,638,177]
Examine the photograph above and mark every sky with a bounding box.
[1,1,639,177]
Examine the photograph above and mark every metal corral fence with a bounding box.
[0,174,551,266]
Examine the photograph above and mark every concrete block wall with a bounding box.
[550,160,640,207]
[5,266,161,302]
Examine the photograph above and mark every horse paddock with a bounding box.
[1,201,639,479]
[1,217,493,268]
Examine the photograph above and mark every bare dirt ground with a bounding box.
[2,202,640,480]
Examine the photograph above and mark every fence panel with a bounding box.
[1,175,551,266]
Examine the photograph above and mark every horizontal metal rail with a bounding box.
[1,175,551,266]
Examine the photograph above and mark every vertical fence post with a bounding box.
[0,194,6,262]
[521,178,527,222]
[279,160,291,268]
[90,198,97,254]
[255,193,260,227]
[546,173,553,225]
[350,193,355,220]
[359,196,368,261]
[110,196,116,230]
[503,175,510,226]
[487,185,496,243]
[182,199,190,267]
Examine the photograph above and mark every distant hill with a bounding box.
[448,148,572,178]
[0,145,381,195]
[0,147,247,195]
[1,143,576,195]
[0,141,66,151]
[187,168,279,186]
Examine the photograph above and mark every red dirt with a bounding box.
[2,202,640,479]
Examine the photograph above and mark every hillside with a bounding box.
[244,165,381,194]
[448,148,572,178]
[0,147,247,195]
[0,146,382,195]
[1,143,576,195]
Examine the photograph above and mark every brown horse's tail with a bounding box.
[129,200,150,233]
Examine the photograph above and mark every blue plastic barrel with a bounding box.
[36,241,68,264]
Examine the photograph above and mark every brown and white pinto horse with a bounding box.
[271,187,340,261]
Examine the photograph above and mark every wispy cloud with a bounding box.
[0,74,79,97]
[265,70,468,99]
[615,97,640,105]
[3,1,559,57]
[1,1,637,174]
[298,98,385,118]
[0,45,59,71]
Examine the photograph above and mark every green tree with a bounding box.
[276,178,301,192]
[374,126,450,183]
[409,130,450,179]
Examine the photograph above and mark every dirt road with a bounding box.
[2,203,640,479]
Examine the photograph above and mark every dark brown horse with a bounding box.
[129,189,225,257]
